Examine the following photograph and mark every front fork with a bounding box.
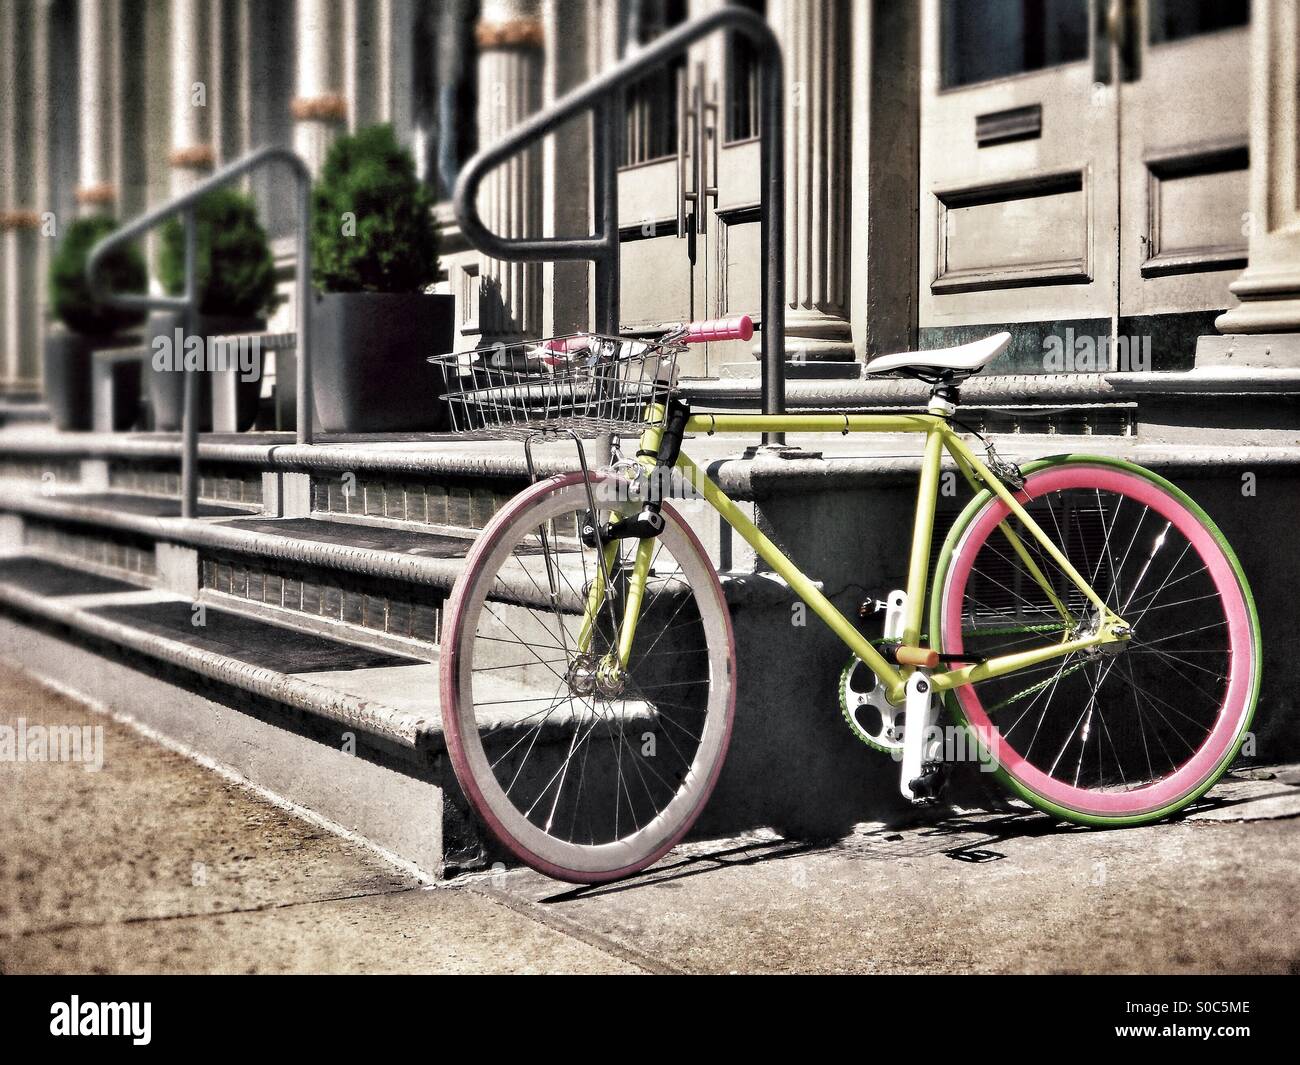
[572,398,691,669]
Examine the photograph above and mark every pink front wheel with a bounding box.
[933,457,1260,825]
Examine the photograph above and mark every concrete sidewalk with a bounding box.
[2,661,1298,975]
[0,663,642,974]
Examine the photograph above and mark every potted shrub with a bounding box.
[149,188,280,431]
[310,123,451,432]
[46,215,147,430]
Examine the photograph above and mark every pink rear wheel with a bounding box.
[934,458,1260,825]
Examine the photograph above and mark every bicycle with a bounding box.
[429,317,1260,883]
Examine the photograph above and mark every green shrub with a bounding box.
[49,215,147,337]
[158,188,280,318]
[311,124,438,293]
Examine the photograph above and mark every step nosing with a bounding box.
[0,434,574,480]
[0,574,442,750]
[0,488,470,590]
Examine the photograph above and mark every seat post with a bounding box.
[926,374,961,418]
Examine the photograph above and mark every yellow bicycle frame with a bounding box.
[588,405,1130,706]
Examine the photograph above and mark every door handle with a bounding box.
[1093,0,1140,86]
[1092,0,1116,85]
[675,67,720,241]
[676,64,692,239]
[706,77,720,230]
[695,65,720,235]
[1117,0,1141,82]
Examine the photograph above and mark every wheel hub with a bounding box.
[566,654,599,697]
[567,653,627,698]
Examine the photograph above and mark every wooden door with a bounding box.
[1117,0,1250,368]
[919,0,1251,372]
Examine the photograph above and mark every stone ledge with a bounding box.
[686,366,1300,409]
[1109,367,1300,393]
[0,428,577,480]
[704,442,1300,498]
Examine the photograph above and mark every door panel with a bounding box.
[919,0,1117,370]
[934,168,1090,290]
[699,1,764,373]
[920,0,1252,373]
[619,226,697,326]
[615,0,765,378]
[1118,7,1250,325]
[616,0,704,371]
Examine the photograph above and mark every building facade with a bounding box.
[1,0,1296,403]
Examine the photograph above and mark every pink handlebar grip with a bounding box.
[685,314,754,344]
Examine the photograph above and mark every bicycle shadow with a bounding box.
[532,807,1068,903]
[534,834,828,904]
[524,770,1300,903]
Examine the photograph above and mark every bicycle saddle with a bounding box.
[864,331,1011,378]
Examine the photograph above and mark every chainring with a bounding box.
[839,655,907,754]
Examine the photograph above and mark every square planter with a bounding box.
[311,292,453,433]
[44,326,141,431]
[146,311,265,432]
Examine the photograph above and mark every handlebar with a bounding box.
[526,314,755,356]
[683,315,754,345]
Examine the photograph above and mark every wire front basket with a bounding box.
[429,333,680,438]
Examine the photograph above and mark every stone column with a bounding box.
[169,0,213,196]
[475,0,544,345]
[374,0,394,124]
[1,0,44,394]
[776,0,854,363]
[294,0,347,174]
[209,0,251,167]
[541,0,589,337]
[343,0,379,132]
[76,0,117,214]
[0,0,20,391]
[1210,0,1300,358]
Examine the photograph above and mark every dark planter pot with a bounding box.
[311,292,454,433]
[146,311,265,432]
[44,327,141,431]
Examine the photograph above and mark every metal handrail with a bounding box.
[453,6,787,433]
[86,146,312,518]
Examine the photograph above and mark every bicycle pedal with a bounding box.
[907,761,947,804]
[857,598,888,620]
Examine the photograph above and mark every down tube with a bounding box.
[673,451,904,697]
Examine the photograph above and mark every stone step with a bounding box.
[0,478,778,659]
[197,516,474,649]
[0,428,559,533]
[0,553,440,749]
[0,551,680,878]
[0,485,472,648]
[0,550,470,874]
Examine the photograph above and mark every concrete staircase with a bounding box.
[0,428,790,877]
[0,432,557,876]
